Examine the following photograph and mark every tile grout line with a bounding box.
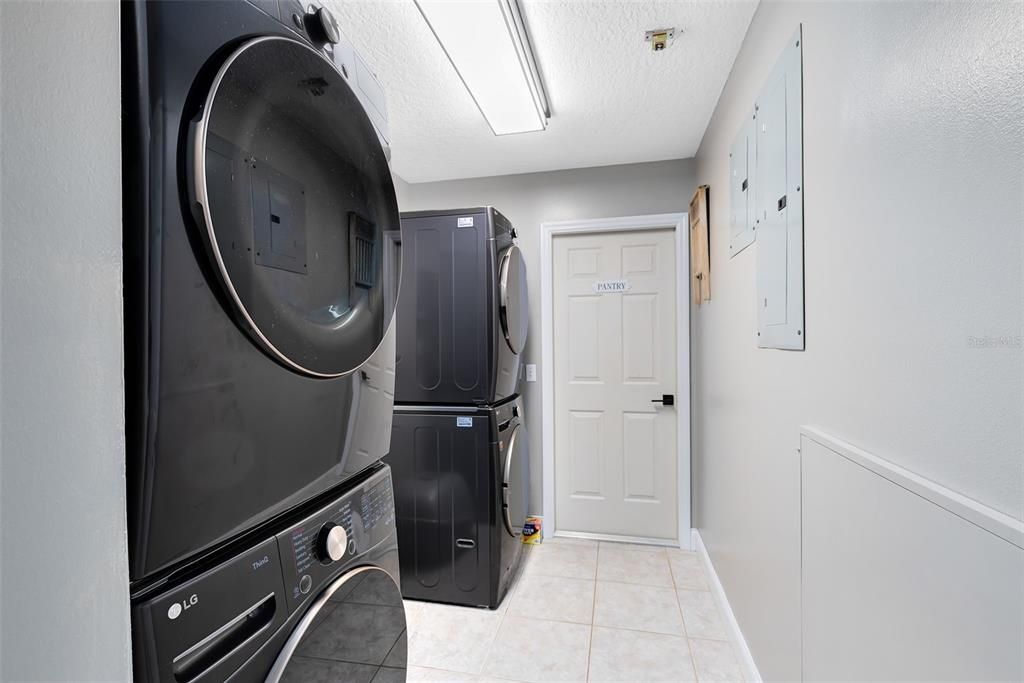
[523,554,711,636]
[583,541,601,682]
[682,542,748,681]
[477,541,719,682]
[507,603,729,638]
[531,569,710,591]
[476,555,525,678]
[411,663,522,682]
[672,545,702,682]
[589,621,720,640]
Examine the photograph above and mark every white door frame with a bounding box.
[540,212,691,550]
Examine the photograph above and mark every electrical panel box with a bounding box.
[728,26,804,349]
[729,112,756,257]
[755,28,804,350]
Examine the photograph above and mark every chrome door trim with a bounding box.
[498,244,522,354]
[393,404,480,414]
[502,423,523,537]
[264,565,401,682]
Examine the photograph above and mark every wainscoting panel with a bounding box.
[800,427,1023,681]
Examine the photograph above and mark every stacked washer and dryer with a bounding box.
[123,2,407,680]
[388,207,531,609]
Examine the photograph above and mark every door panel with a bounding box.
[622,293,658,382]
[569,411,604,498]
[622,411,657,500]
[553,228,677,540]
[567,296,602,380]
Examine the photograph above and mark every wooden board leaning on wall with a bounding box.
[689,184,710,304]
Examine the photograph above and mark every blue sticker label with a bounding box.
[456,416,473,428]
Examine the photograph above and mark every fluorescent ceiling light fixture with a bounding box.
[416,0,550,135]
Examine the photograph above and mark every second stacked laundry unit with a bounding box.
[388,207,530,609]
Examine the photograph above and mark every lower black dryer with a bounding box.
[387,398,529,609]
[131,464,406,682]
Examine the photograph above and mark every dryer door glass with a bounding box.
[502,423,529,537]
[266,567,407,682]
[499,244,529,355]
[194,36,399,378]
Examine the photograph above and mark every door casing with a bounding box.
[540,213,691,549]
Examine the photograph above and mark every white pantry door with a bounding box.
[552,228,678,541]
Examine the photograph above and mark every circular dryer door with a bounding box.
[499,244,529,355]
[192,36,399,378]
[502,423,529,537]
[266,566,407,682]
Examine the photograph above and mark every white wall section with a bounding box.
[0,1,131,680]
[398,160,697,514]
[692,1,1023,679]
[801,430,1023,681]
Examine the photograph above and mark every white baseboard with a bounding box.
[554,529,682,548]
[691,529,762,683]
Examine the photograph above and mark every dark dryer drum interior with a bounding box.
[387,398,529,608]
[196,38,392,376]
[395,207,528,406]
[123,0,399,583]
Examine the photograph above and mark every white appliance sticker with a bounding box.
[457,217,474,227]
[456,416,473,428]
[593,279,631,294]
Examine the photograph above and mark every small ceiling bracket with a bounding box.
[644,28,678,52]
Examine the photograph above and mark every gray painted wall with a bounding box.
[691,1,1023,680]
[0,2,131,680]
[397,160,697,514]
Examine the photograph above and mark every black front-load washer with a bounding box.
[386,397,529,608]
[132,464,406,683]
[395,207,529,406]
[122,0,400,584]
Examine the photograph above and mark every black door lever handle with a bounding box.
[651,394,674,406]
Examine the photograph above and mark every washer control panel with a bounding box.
[277,465,395,612]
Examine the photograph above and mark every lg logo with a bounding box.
[167,594,199,620]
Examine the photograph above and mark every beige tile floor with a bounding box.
[404,537,747,683]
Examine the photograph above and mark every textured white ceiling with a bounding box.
[325,0,758,183]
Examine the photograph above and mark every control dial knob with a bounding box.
[317,523,348,563]
[305,5,341,46]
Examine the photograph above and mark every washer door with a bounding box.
[502,423,529,537]
[498,244,529,355]
[266,567,406,682]
[193,36,399,378]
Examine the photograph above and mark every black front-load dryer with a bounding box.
[123,0,400,583]
[395,207,529,406]
[131,464,407,683]
[386,397,529,608]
